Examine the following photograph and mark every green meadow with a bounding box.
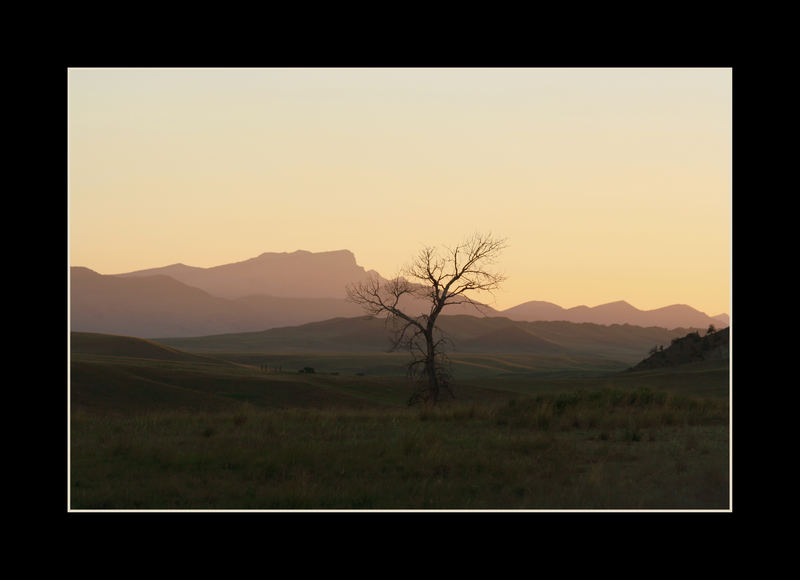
[69,332,730,511]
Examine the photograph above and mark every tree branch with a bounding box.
[346,232,507,405]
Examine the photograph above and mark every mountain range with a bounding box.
[70,249,728,338]
[504,300,728,329]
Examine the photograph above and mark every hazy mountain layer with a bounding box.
[70,266,366,337]
[71,249,728,336]
[114,249,378,299]
[500,300,723,329]
[70,266,500,338]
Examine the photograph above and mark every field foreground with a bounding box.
[69,331,730,511]
[70,388,729,510]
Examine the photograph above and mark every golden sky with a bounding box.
[68,67,731,315]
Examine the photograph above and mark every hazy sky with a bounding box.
[68,67,731,315]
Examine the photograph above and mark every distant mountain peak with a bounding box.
[517,300,562,307]
[596,300,635,309]
[260,248,353,254]
[108,248,375,301]
[255,248,357,261]
[71,266,102,277]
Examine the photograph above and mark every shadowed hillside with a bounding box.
[627,327,729,372]
[457,325,565,354]
[69,331,516,413]
[69,329,730,416]
[158,314,701,365]
[71,331,237,366]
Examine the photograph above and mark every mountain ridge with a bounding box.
[114,249,379,300]
[71,249,728,336]
[502,298,724,329]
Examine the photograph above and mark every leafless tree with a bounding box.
[346,232,507,406]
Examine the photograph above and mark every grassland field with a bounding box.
[69,333,731,511]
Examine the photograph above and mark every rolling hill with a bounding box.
[69,325,730,415]
[71,331,237,366]
[157,314,708,365]
[457,325,566,354]
[70,335,408,413]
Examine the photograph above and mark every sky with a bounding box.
[68,67,732,316]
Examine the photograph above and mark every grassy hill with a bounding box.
[70,332,516,413]
[628,327,730,371]
[70,320,731,416]
[156,314,701,365]
[71,331,237,365]
[69,329,729,415]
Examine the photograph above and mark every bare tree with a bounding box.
[346,233,507,406]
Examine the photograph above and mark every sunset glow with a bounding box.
[68,67,731,316]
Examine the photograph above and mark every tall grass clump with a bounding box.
[491,388,727,435]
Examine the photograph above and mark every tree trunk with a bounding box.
[424,331,439,403]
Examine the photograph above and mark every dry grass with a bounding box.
[70,388,729,510]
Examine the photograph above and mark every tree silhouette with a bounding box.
[346,233,507,406]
